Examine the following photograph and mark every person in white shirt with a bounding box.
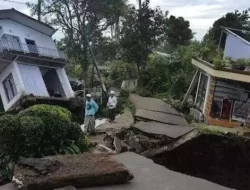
[107,91,117,122]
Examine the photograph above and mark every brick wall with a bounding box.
[204,77,216,119]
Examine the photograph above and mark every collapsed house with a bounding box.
[183,28,250,128]
[0,9,75,111]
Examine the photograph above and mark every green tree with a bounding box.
[164,15,193,51]
[28,0,128,80]
[120,0,164,77]
[204,9,250,48]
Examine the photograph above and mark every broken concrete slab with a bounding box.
[135,108,189,126]
[0,183,17,190]
[54,186,77,190]
[133,122,194,139]
[129,94,181,116]
[83,152,233,190]
[96,110,134,133]
[113,137,122,153]
[14,153,133,190]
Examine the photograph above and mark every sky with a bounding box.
[1,0,250,40]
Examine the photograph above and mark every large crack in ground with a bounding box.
[148,133,250,190]
[97,127,250,190]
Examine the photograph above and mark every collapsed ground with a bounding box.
[1,93,250,190]
[91,93,250,190]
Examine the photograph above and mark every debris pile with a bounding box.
[102,128,173,154]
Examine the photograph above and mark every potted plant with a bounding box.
[231,58,247,70]
[213,57,226,69]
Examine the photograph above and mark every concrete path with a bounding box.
[129,94,181,115]
[95,110,134,133]
[129,94,194,139]
[84,152,233,190]
[133,122,195,139]
[135,108,189,125]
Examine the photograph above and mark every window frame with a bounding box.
[2,73,17,102]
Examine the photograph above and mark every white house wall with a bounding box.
[0,62,25,111]
[224,32,250,60]
[56,68,75,98]
[18,63,49,97]
[0,19,58,54]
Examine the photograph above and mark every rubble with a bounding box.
[102,128,173,154]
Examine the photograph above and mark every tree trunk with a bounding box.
[115,17,120,42]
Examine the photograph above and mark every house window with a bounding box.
[1,34,22,51]
[3,73,17,102]
[25,39,38,54]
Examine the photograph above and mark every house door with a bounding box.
[25,39,38,54]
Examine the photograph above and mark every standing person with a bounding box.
[107,91,117,122]
[84,94,99,135]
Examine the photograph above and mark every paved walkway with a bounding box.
[95,110,134,133]
[129,94,194,139]
[133,122,195,139]
[84,152,233,190]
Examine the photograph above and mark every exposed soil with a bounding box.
[149,133,250,190]
[103,128,173,154]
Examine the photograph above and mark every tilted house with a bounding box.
[183,28,250,128]
[0,9,74,111]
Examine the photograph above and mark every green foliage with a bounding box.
[165,15,193,49]
[203,9,250,48]
[120,0,164,75]
[134,87,153,97]
[236,58,248,66]
[29,0,129,81]
[199,39,219,62]
[138,47,195,99]
[213,57,226,69]
[0,105,88,181]
[109,60,137,83]
[115,90,135,114]
[120,89,130,98]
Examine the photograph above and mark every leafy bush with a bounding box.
[116,90,135,114]
[134,87,152,97]
[120,89,129,98]
[18,105,73,154]
[109,60,137,84]
[0,105,88,181]
[213,58,226,69]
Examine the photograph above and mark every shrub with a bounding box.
[120,89,129,98]
[19,104,72,122]
[0,105,89,181]
[18,116,45,154]
[18,104,73,154]
[134,87,152,97]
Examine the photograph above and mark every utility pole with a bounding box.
[37,0,42,21]
[138,0,142,10]
[87,39,107,97]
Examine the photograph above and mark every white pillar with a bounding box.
[203,74,211,114]
[56,68,74,98]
